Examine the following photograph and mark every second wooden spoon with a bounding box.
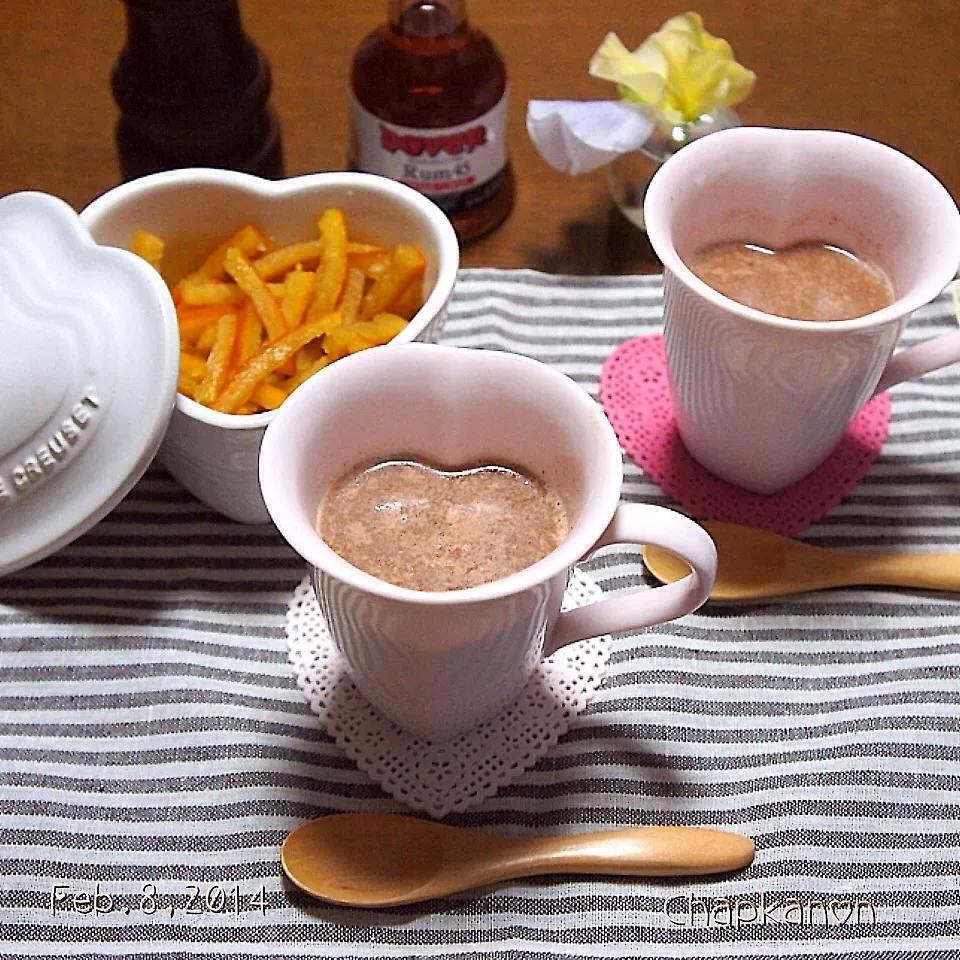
[282,813,755,907]
[643,520,960,600]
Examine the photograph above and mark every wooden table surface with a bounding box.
[1,0,957,274]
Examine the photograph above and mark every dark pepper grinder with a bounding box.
[112,0,284,180]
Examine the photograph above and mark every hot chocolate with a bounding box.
[687,240,895,321]
[317,459,570,591]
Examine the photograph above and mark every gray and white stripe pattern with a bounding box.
[1,268,958,957]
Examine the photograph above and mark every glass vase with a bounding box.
[606,105,739,232]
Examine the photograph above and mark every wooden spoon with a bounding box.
[281,813,755,908]
[643,520,960,600]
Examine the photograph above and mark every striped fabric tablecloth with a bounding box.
[2,269,959,958]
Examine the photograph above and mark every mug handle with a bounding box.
[544,503,717,656]
[874,326,960,395]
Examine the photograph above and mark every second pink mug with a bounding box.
[645,127,960,495]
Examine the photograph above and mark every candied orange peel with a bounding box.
[133,212,428,415]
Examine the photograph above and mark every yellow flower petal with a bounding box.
[590,32,671,115]
[661,12,730,58]
[590,33,666,97]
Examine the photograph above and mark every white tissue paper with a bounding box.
[525,100,657,175]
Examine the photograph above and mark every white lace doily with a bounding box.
[286,569,611,817]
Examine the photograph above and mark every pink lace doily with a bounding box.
[286,570,611,818]
[599,334,891,537]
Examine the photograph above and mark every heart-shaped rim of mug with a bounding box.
[644,127,960,334]
[259,343,626,604]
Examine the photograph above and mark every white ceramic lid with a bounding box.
[0,192,179,576]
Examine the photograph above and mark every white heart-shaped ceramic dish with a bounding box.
[0,192,179,575]
[80,169,460,524]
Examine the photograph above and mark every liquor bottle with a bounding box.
[350,0,514,243]
[112,0,284,181]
